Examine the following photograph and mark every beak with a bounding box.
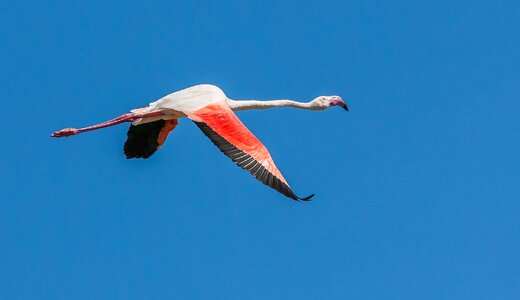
[331,96,349,111]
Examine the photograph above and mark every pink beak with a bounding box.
[330,96,349,111]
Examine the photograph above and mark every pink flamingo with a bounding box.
[52,84,348,201]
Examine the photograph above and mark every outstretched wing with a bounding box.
[188,102,313,201]
[124,119,178,159]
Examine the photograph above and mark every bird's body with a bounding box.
[52,84,348,201]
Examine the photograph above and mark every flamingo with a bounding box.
[51,84,348,201]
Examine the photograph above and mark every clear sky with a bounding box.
[1,1,519,299]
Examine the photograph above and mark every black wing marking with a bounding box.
[124,120,166,159]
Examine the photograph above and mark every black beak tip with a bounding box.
[343,104,349,111]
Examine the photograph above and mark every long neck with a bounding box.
[227,99,316,111]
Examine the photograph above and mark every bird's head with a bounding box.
[311,95,349,111]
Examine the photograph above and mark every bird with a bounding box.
[51,84,348,201]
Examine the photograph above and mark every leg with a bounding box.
[51,110,165,138]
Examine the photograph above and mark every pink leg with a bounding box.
[51,110,165,138]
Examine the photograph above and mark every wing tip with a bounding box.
[298,193,315,201]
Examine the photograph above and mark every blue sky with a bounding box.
[1,1,519,299]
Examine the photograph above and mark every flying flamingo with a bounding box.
[51,84,348,201]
